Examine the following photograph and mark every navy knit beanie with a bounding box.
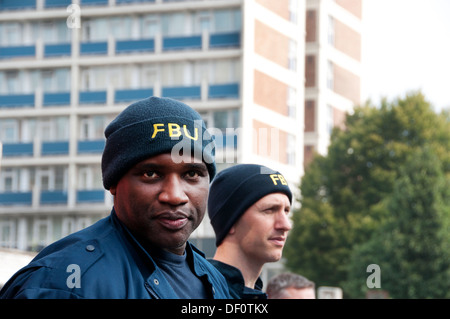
[208,164,292,246]
[101,96,215,189]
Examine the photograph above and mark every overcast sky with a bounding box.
[361,0,450,112]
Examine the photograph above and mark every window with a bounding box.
[2,23,21,46]
[288,40,297,71]
[326,104,334,134]
[33,218,52,250]
[289,0,298,24]
[327,61,334,90]
[213,9,241,33]
[142,15,160,38]
[287,87,297,118]
[287,134,296,165]
[161,13,187,36]
[41,70,55,92]
[195,11,211,34]
[328,16,335,46]
[78,165,102,190]
[79,116,108,140]
[212,109,240,132]
[0,119,18,143]
[5,71,19,94]
[0,168,17,192]
[0,220,15,248]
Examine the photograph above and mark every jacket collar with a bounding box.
[208,259,267,299]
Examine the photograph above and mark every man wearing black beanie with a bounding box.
[1,97,230,299]
[208,164,293,299]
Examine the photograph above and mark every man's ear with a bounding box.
[228,225,236,235]
[109,186,117,196]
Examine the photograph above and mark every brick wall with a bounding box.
[254,20,290,68]
[253,69,288,116]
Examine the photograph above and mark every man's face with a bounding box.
[110,153,210,255]
[231,193,292,263]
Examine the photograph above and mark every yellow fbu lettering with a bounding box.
[168,123,181,138]
[151,123,199,140]
[270,174,288,185]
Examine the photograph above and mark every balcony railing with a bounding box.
[0,31,240,59]
[0,94,35,108]
[0,83,239,109]
[41,141,69,155]
[0,189,106,206]
[114,88,153,102]
[77,140,105,153]
[116,39,155,54]
[1,143,34,157]
[40,190,68,204]
[0,0,35,11]
[79,90,107,104]
[76,190,105,203]
[43,92,71,106]
[0,192,32,206]
[44,43,71,57]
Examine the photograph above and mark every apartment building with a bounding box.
[304,0,362,165]
[0,0,306,258]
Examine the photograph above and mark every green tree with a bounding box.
[284,92,450,293]
[345,147,450,298]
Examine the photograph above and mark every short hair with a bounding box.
[266,272,315,299]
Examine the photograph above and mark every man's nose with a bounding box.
[275,210,292,231]
[158,175,189,206]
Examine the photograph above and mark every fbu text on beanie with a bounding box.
[101,96,216,189]
[207,164,292,246]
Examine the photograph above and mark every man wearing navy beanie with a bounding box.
[1,97,231,299]
[208,164,293,299]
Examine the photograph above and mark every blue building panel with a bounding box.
[163,35,202,51]
[44,43,71,57]
[77,190,105,203]
[41,141,69,155]
[80,0,108,5]
[80,42,108,55]
[116,39,155,54]
[43,92,71,106]
[209,32,241,48]
[114,88,153,102]
[0,45,35,59]
[208,83,240,99]
[79,91,107,104]
[77,140,105,153]
[0,192,32,206]
[162,86,201,100]
[44,0,72,7]
[0,94,35,108]
[40,191,68,204]
[1,143,34,157]
[0,0,36,10]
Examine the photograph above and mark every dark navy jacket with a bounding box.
[0,210,231,299]
[208,260,267,299]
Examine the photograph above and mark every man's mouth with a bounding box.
[155,211,190,230]
[268,236,286,247]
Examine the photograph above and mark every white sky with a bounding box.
[361,0,450,112]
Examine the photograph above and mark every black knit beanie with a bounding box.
[101,96,216,189]
[208,164,292,246]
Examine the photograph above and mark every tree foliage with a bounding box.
[284,92,450,297]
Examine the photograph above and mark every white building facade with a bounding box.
[0,0,307,256]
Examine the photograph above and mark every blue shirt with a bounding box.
[0,209,231,299]
[152,247,207,298]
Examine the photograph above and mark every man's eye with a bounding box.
[144,171,157,178]
[185,171,199,178]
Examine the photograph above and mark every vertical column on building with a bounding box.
[68,20,80,209]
